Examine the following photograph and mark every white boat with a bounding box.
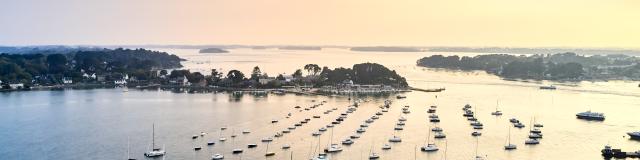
[394,126,404,130]
[421,144,439,152]
[371,115,379,119]
[357,128,367,133]
[325,144,343,152]
[434,132,446,139]
[369,152,380,159]
[261,137,273,142]
[350,134,361,139]
[491,100,503,115]
[429,114,439,118]
[264,141,275,157]
[382,108,389,112]
[403,110,411,114]
[514,122,525,128]
[627,131,640,139]
[314,153,329,160]
[382,144,391,150]
[529,133,543,139]
[398,117,407,121]
[319,127,327,132]
[242,130,251,134]
[282,144,291,149]
[396,121,406,126]
[473,126,483,129]
[389,136,402,142]
[365,119,374,123]
[539,85,557,90]
[342,138,354,145]
[211,153,224,160]
[144,124,166,157]
[312,132,321,136]
[431,127,443,132]
[471,131,482,136]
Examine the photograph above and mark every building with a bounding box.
[169,76,190,86]
[62,77,73,84]
[114,79,127,85]
[258,77,276,85]
[9,83,24,89]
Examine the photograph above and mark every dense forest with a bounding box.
[0,48,182,84]
[417,53,640,80]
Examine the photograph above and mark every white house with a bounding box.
[114,79,127,85]
[62,77,73,84]
[9,83,24,89]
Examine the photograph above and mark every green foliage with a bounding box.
[227,70,245,83]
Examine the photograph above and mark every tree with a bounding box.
[227,70,245,83]
[304,64,321,76]
[292,69,303,78]
[46,54,67,74]
[276,74,285,80]
[251,66,262,80]
[160,70,168,76]
[187,72,205,83]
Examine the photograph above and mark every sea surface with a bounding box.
[1,48,639,160]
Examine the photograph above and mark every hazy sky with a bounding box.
[1,0,639,48]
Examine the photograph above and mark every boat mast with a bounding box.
[508,126,511,145]
[475,137,479,157]
[152,123,155,149]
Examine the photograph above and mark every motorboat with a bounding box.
[232,148,243,154]
[514,122,525,128]
[434,132,446,139]
[357,128,367,133]
[509,118,519,123]
[369,152,380,159]
[421,143,439,152]
[398,117,407,121]
[319,127,327,132]
[313,115,321,118]
[261,137,273,142]
[530,128,542,134]
[576,110,605,121]
[429,114,439,119]
[282,144,291,149]
[396,121,406,126]
[467,117,478,121]
[389,136,402,142]
[534,123,544,127]
[207,141,215,145]
[350,134,361,139]
[431,127,443,132]
[211,153,224,160]
[471,131,482,136]
[360,124,369,127]
[430,118,440,122]
[342,138,354,145]
[627,131,640,139]
[371,115,379,119]
[242,130,251,134]
[470,121,483,126]
[312,132,321,136]
[382,144,391,150]
[365,119,374,123]
[247,144,258,148]
[427,108,436,113]
[394,126,404,130]
[491,110,503,116]
[473,126,483,129]
[525,138,540,144]
[529,133,543,139]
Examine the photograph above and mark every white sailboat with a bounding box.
[491,100,503,116]
[421,125,438,152]
[473,137,485,160]
[144,124,166,157]
[264,141,275,156]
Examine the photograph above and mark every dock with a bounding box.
[602,145,639,159]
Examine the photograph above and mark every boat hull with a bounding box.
[576,115,605,121]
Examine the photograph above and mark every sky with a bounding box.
[1,0,639,48]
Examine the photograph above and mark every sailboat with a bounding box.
[421,125,438,152]
[219,129,227,141]
[126,137,135,160]
[265,141,275,156]
[473,137,485,160]
[144,124,166,157]
[324,127,342,153]
[504,127,517,150]
[389,130,402,142]
[491,100,503,116]
[231,132,243,154]
[369,142,380,159]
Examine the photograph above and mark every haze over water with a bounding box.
[1,48,639,160]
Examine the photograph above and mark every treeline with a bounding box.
[170,62,409,89]
[415,52,638,80]
[0,48,182,84]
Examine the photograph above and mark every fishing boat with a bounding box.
[144,124,166,157]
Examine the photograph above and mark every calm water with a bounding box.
[1,48,639,160]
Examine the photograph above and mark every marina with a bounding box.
[1,48,639,160]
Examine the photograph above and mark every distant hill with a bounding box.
[199,48,229,53]
[350,46,423,52]
[278,46,322,50]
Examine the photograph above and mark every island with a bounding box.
[350,46,423,52]
[416,52,640,81]
[199,48,229,53]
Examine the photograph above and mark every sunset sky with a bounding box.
[1,0,639,48]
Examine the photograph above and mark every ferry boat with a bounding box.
[576,110,605,121]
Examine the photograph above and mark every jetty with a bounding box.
[410,87,445,92]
